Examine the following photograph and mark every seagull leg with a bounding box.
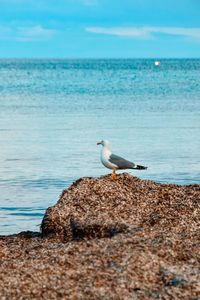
[111,169,117,180]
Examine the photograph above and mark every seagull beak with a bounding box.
[96,141,101,145]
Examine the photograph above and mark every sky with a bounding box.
[0,0,200,58]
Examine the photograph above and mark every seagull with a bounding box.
[97,140,147,180]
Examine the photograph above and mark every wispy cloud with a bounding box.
[86,26,200,40]
[150,27,200,39]
[16,25,56,41]
[86,27,151,39]
[0,25,56,41]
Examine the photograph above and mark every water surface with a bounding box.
[0,59,199,234]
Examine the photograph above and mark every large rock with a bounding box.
[1,174,200,299]
[41,173,200,241]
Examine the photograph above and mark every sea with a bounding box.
[0,59,199,235]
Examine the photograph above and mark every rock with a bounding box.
[1,174,200,299]
[159,267,188,287]
[41,173,200,242]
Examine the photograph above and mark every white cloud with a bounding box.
[86,26,200,40]
[0,25,56,42]
[86,27,151,39]
[16,25,56,41]
[149,26,200,39]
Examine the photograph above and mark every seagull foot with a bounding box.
[111,172,117,180]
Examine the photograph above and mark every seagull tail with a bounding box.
[134,164,147,170]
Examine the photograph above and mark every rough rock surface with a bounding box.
[41,174,200,243]
[0,174,200,299]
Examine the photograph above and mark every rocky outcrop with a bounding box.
[41,173,200,242]
[1,174,200,299]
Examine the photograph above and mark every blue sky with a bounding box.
[0,0,200,58]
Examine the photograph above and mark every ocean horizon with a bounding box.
[0,58,199,234]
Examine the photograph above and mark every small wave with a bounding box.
[0,178,69,189]
[0,206,44,211]
[9,212,44,217]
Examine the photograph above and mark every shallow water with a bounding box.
[0,59,200,234]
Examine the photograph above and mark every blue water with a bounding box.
[0,59,200,235]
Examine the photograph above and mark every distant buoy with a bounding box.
[155,61,161,66]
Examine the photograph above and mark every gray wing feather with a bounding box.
[109,153,135,170]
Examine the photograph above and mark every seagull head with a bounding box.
[96,140,110,148]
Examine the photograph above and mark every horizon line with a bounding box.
[0,57,200,60]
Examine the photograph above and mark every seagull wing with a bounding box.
[109,153,136,170]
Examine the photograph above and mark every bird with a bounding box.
[97,140,147,180]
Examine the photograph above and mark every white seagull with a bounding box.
[97,140,147,180]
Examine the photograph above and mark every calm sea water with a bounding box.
[0,59,200,235]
